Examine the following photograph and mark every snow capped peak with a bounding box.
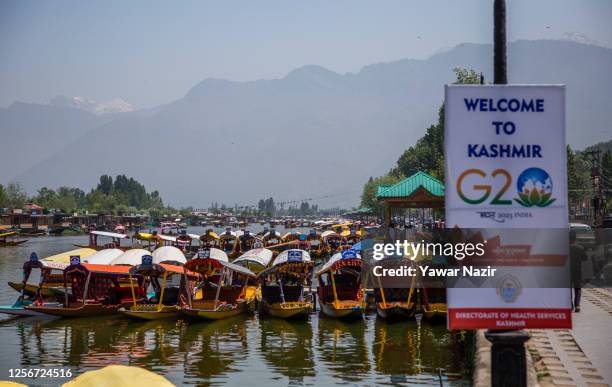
[560,32,599,46]
[49,95,134,115]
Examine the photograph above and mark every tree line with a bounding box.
[0,174,164,215]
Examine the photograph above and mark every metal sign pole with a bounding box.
[486,2,530,386]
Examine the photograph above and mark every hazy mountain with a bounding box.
[0,102,115,178]
[5,39,612,207]
[49,96,134,115]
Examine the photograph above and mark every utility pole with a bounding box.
[493,0,507,84]
[485,2,530,387]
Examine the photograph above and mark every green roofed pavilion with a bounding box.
[376,171,444,208]
[376,171,445,239]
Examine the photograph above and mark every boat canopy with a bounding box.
[90,230,129,239]
[43,248,96,263]
[134,232,160,242]
[281,231,302,241]
[272,249,312,266]
[0,231,17,238]
[184,249,255,277]
[340,229,363,237]
[152,246,187,265]
[317,250,361,276]
[233,248,274,269]
[64,262,134,276]
[83,248,124,265]
[129,262,188,276]
[321,230,337,239]
[200,231,220,241]
[110,249,153,266]
[220,230,237,239]
[188,233,201,241]
[23,259,69,271]
[263,230,281,238]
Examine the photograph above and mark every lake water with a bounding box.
[0,230,471,386]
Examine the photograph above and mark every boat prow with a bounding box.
[26,303,120,318]
[0,300,56,317]
[119,305,181,320]
[320,300,364,319]
[182,300,250,320]
[261,300,313,319]
[376,302,415,320]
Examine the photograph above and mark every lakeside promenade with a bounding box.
[528,287,612,387]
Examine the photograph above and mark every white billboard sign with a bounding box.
[445,85,571,330]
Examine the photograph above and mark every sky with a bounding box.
[1,0,611,109]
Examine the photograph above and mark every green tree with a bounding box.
[0,184,6,208]
[360,173,402,213]
[602,150,612,192]
[567,146,590,206]
[5,181,28,209]
[97,175,113,195]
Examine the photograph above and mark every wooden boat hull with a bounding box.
[8,282,64,298]
[423,303,448,321]
[376,303,415,320]
[182,302,248,320]
[119,305,181,320]
[26,303,120,318]
[320,302,363,319]
[261,300,313,319]
[0,305,48,317]
[0,240,28,247]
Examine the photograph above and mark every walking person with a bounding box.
[570,229,587,312]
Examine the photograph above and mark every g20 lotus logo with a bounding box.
[513,167,555,207]
[457,167,555,207]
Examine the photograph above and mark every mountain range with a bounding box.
[1,39,611,208]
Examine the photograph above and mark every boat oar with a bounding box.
[158,271,168,312]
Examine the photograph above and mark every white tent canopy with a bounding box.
[110,249,152,266]
[83,248,124,265]
[272,249,311,266]
[234,248,273,269]
[152,246,187,265]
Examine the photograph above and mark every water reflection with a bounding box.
[178,316,249,382]
[259,316,315,384]
[316,315,370,382]
[373,318,470,385]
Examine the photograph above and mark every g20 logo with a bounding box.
[457,167,556,207]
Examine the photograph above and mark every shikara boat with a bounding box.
[321,230,341,254]
[233,248,274,275]
[236,230,259,253]
[0,253,67,317]
[199,229,221,249]
[8,248,96,296]
[373,258,417,320]
[307,229,327,259]
[219,228,240,258]
[74,230,130,250]
[119,255,188,320]
[0,231,28,247]
[281,231,302,243]
[262,229,282,247]
[26,256,145,317]
[258,249,314,319]
[316,249,365,319]
[421,287,448,322]
[181,248,256,320]
[339,227,362,248]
